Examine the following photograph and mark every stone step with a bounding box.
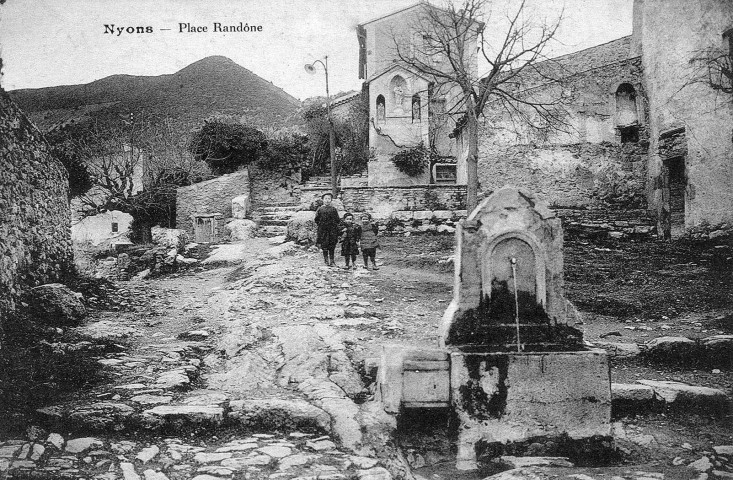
[259,219,290,227]
[259,207,299,214]
[259,213,295,220]
[258,226,287,237]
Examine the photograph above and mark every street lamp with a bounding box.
[305,56,338,197]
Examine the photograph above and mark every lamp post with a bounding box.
[305,56,338,197]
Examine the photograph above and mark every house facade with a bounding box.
[358,3,480,187]
[446,0,732,237]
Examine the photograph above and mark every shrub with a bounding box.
[385,217,404,232]
[189,120,267,175]
[391,143,429,177]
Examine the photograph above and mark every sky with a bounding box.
[0,0,633,100]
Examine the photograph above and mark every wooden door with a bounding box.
[194,216,214,243]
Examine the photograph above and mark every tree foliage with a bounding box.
[258,130,310,173]
[188,119,267,175]
[301,93,369,177]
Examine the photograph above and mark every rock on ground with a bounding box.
[228,398,331,433]
[226,219,257,241]
[287,211,316,244]
[637,380,730,415]
[151,226,188,250]
[643,336,698,362]
[30,283,87,326]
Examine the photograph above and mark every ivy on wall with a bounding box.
[391,143,430,177]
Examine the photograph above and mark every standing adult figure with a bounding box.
[314,192,340,266]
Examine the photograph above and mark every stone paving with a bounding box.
[0,431,391,479]
[2,239,731,480]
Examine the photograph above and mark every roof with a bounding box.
[358,2,426,27]
[358,1,484,29]
[331,91,361,109]
[364,63,432,85]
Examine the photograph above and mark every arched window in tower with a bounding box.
[616,83,639,143]
[411,94,421,122]
[376,95,386,123]
[616,83,638,126]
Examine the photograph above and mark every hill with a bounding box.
[8,56,302,131]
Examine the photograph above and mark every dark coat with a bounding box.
[340,223,362,256]
[360,222,380,249]
[315,205,340,249]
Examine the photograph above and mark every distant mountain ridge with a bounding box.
[8,56,302,130]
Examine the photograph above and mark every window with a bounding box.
[615,83,638,126]
[434,164,457,184]
[411,94,421,122]
[111,222,119,233]
[615,83,639,143]
[376,95,385,123]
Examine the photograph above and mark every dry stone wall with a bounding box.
[175,169,250,239]
[248,165,301,210]
[0,89,73,340]
[477,142,648,209]
[302,185,466,218]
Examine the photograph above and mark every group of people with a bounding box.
[314,193,380,270]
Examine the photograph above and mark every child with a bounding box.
[339,212,362,269]
[360,213,380,270]
[314,192,340,266]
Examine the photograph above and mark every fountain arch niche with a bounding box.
[377,187,611,472]
[439,186,583,350]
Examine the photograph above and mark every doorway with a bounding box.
[194,216,215,243]
[665,157,686,238]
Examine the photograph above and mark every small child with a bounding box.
[339,212,362,269]
[360,213,380,270]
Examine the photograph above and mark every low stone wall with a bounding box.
[302,184,467,219]
[176,169,250,239]
[556,207,657,239]
[0,89,73,337]
[301,185,656,238]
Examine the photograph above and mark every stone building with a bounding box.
[357,3,480,186]
[462,36,649,211]
[634,0,733,236]
[0,89,73,345]
[356,0,732,237]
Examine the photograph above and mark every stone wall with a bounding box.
[476,142,648,208]
[248,165,301,210]
[176,169,250,239]
[302,184,466,218]
[0,89,73,340]
[471,44,649,210]
[636,0,733,233]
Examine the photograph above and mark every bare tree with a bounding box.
[688,29,733,96]
[392,0,567,211]
[67,113,209,239]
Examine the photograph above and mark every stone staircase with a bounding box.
[303,175,332,189]
[256,204,300,237]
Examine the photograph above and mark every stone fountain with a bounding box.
[377,187,611,470]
